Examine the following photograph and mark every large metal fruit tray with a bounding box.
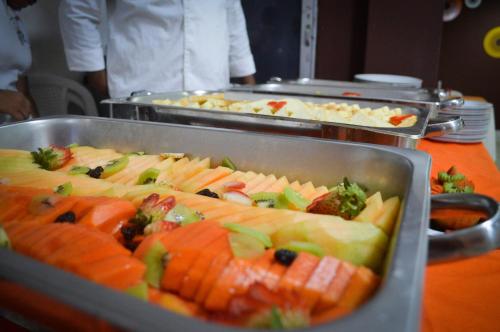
[0,116,431,332]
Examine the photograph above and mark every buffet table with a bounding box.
[418,139,500,332]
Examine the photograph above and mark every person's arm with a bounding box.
[0,90,32,121]
[227,0,256,84]
[16,75,38,117]
[59,0,108,96]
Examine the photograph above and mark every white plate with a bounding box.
[354,74,423,88]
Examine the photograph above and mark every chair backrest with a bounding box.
[28,74,98,117]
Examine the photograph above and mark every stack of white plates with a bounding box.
[430,100,493,144]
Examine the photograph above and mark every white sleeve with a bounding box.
[59,0,105,72]
[227,0,256,77]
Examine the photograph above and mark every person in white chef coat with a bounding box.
[0,0,38,122]
[58,0,256,100]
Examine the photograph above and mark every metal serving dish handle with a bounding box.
[428,193,500,264]
[438,96,464,109]
[424,115,464,137]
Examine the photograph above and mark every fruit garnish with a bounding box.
[143,241,168,288]
[224,223,272,248]
[159,152,185,160]
[221,157,237,171]
[165,204,204,226]
[222,181,246,191]
[277,241,324,257]
[31,145,72,170]
[342,91,361,97]
[196,188,219,199]
[308,178,367,219]
[125,151,145,156]
[274,249,297,266]
[250,192,288,209]
[389,114,414,126]
[54,182,72,196]
[131,194,176,228]
[68,166,90,175]
[54,211,76,224]
[121,224,141,242]
[267,101,287,114]
[0,225,11,249]
[228,232,266,259]
[223,190,253,206]
[125,281,148,301]
[144,220,180,235]
[66,143,79,148]
[282,187,311,211]
[100,156,129,178]
[137,168,160,185]
[247,306,309,329]
[434,166,475,194]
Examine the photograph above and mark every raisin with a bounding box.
[87,166,104,179]
[196,188,219,199]
[55,211,76,223]
[121,224,139,242]
[124,241,139,252]
[274,249,297,266]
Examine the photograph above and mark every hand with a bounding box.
[240,75,256,85]
[0,90,34,120]
[85,70,109,98]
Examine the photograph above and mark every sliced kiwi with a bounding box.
[221,157,237,171]
[247,306,310,329]
[165,204,204,226]
[143,241,168,288]
[250,192,288,209]
[224,223,272,248]
[68,166,90,175]
[278,241,324,257]
[126,151,145,156]
[228,233,265,259]
[125,281,148,301]
[54,182,72,196]
[283,187,311,211]
[0,225,11,249]
[137,168,160,185]
[101,156,129,178]
[66,143,79,148]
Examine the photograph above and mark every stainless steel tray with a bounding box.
[233,81,463,110]
[0,116,431,332]
[102,90,462,149]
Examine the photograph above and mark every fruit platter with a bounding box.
[0,116,431,331]
[103,90,445,149]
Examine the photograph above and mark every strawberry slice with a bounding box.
[223,190,253,206]
[31,145,73,170]
[267,101,287,114]
[223,181,246,191]
[389,114,414,126]
[342,91,361,97]
[132,194,176,227]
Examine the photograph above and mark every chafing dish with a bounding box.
[102,91,463,149]
[232,79,463,110]
[0,116,431,332]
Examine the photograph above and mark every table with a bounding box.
[417,139,500,332]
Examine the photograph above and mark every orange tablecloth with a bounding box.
[417,140,500,332]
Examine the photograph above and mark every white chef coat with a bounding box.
[0,0,31,91]
[59,0,256,98]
